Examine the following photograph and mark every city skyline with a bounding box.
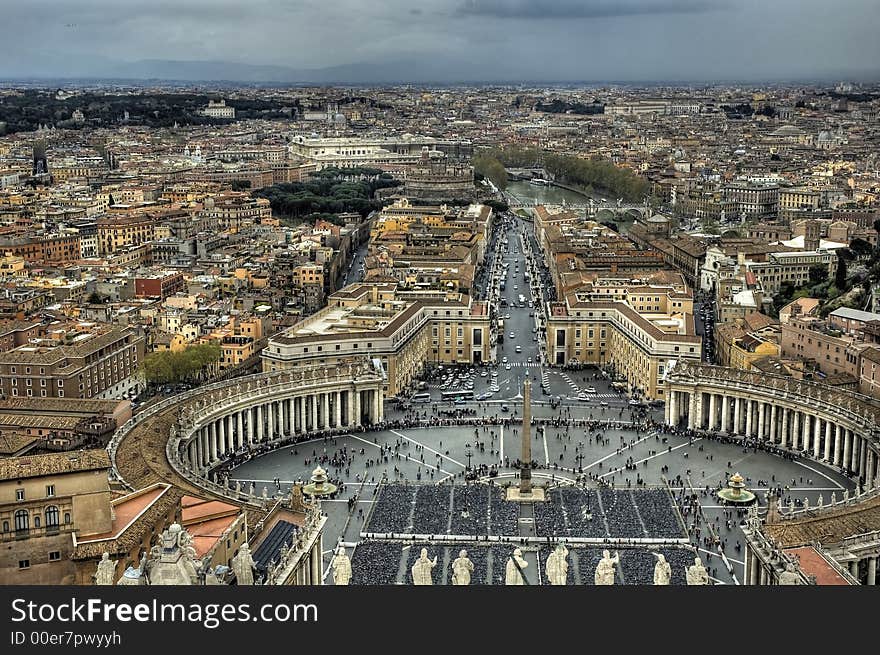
[2,0,879,83]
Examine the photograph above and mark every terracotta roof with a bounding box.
[785,546,851,585]
[0,449,110,482]
[72,485,183,561]
[765,493,880,547]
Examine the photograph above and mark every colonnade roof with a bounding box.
[667,360,880,426]
[766,494,880,547]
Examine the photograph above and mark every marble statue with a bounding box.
[788,498,795,514]
[843,489,849,502]
[505,548,528,585]
[332,546,352,586]
[686,556,709,585]
[653,553,671,585]
[452,549,474,586]
[95,552,116,585]
[594,550,619,585]
[831,491,836,505]
[545,544,569,585]
[803,497,809,510]
[411,548,437,585]
[231,543,256,586]
[778,562,802,585]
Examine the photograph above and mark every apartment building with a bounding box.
[0,326,145,400]
[262,283,491,395]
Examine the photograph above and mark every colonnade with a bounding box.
[666,386,879,487]
[184,386,383,471]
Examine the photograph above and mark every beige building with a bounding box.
[0,450,112,584]
[781,315,867,379]
[545,279,701,399]
[262,283,491,396]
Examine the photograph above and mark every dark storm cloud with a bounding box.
[0,0,877,82]
[455,0,725,19]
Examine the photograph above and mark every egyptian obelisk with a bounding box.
[520,379,532,495]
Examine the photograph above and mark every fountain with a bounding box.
[716,472,756,505]
[302,466,337,500]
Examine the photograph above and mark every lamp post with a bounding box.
[465,443,472,472]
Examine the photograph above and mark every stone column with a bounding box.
[844,430,853,471]
[269,401,277,440]
[687,392,697,430]
[780,408,789,447]
[236,411,244,449]
[667,390,677,426]
[745,400,753,438]
[858,439,867,480]
[311,540,322,585]
[354,389,361,426]
[824,421,833,462]
[720,396,729,432]
[757,402,765,440]
[802,414,811,453]
[257,404,264,442]
[218,416,227,455]
[834,424,843,467]
[708,394,717,431]
[849,560,859,579]
[210,421,218,461]
[868,557,877,586]
[769,404,777,443]
[334,391,342,428]
[276,400,285,438]
[734,397,741,435]
[322,393,330,430]
[813,418,822,459]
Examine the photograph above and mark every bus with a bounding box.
[442,389,474,402]
[412,392,432,403]
[497,320,504,343]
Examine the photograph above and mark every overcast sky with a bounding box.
[2,0,879,81]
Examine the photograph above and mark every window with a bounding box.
[45,506,59,529]
[14,509,29,533]
[16,488,24,501]
[2,521,8,532]
[34,516,40,529]
[48,551,61,562]
[19,560,30,570]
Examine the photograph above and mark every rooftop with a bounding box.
[0,448,110,482]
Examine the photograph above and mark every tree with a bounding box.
[835,251,849,289]
[850,238,874,258]
[231,179,251,191]
[484,199,509,213]
[808,264,828,285]
[472,154,508,190]
[140,342,221,386]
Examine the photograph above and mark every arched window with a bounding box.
[45,506,59,529]
[2,521,8,532]
[64,512,71,524]
[14,510,29,533]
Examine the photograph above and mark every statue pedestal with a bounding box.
[506,487,546,502]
